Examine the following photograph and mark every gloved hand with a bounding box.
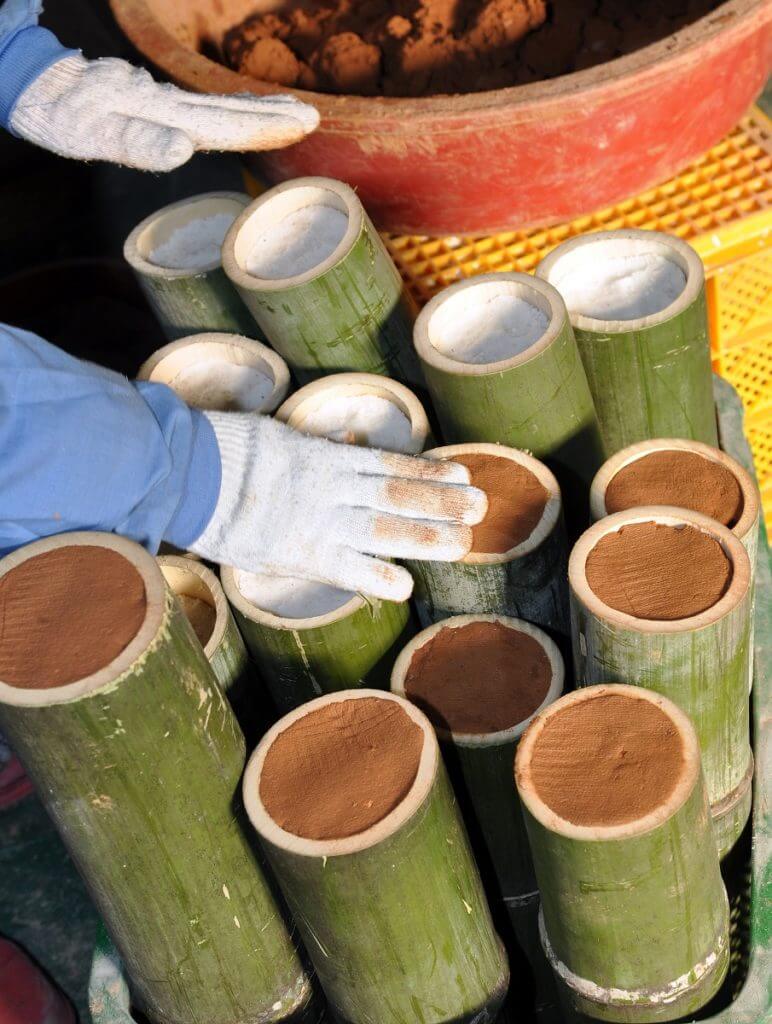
[9,55,319,171]
[190,414,488,602]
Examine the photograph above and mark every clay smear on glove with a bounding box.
[452,453,547,554]
[405,621,550,734]
[260,696,423,839]
[178,594,217,647]
[528,692,684,826]
[586,522,732,621]
[0,547,146,689]
[605,450,744,528]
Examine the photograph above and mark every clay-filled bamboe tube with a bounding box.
[138,333,290,414]
[536,229,717,455]
[221,567,413,713]
[243,689,509,1023]
[413,272,604,527]
[516,685,729,1023]
[124,192,258,340]
[569,508,753,859]
[405,443,569,633]
[391,615,563,1010]
[275,372,430,453]
[0,533,316,1024]
[222,177,421,387]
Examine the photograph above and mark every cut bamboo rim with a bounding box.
[0,533,164,708]
[517,683,700,843]
[414,272,564,377]
[137,333,290,413]
[156,555,227,661]
[569,505,751,635]
[243,689,437,857]
[276,372,429,454]
[536,229,703,335]
[221,566,362,633]
[391,614,563,745]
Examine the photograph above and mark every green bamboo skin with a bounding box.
[536,230,718,456]
[413,274,604,528]
[223,178,422,388]
[124,192,259,341]
[516,685,730,1023]
[221,568,414,714]
[569,508,753,859]
[0,534,313,1024]
[405,444,569,634]
[244,690,509,1024]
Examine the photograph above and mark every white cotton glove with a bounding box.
[9,55,319,171]
[190,414,488,603]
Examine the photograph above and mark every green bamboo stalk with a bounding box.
[413,273,604,527]
[0,533,315,1024]
[569,507,753,859]
[404,444,569,633]
[124,192,260,340]
[516,684,730,1023]
[536,230,717,456]
[221,567,414,714]
[276,372,431,453]
[222,177,422,388]
[243,689,510,1023]
[138,333,290,414]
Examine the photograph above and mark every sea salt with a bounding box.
[237,570,353,619]
[298,394,413,451]
[555,253,686,321]
[245,205,348,279]
[148,213,236,270]
[432,292,549,364]
[169,360,274,412]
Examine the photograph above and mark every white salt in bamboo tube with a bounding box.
[138,333,290,414]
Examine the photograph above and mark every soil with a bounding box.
[222,0,725,98]
[259,696,424,840]
[177,594,217,648]
[586,522,733,621]
[604,450,744,529]
[452,453,548,554]
[404,620,551,734]
[528,691,685,827]
[0,547,147,690]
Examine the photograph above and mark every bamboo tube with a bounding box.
[243,689,510,1023]
[536,230,717,455]
[276,372,430,454]
[569,507,753,859]
[221,567,413,713]
[221,177,422,388]
[0,533,315,1024]
[515,684,729,1023]
[404,443,569,633]
[413,273,604,527]
[138,333,290,414]
[124,192,258,340]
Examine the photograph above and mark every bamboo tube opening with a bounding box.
[157,556,227,657]
[225,177,359,289]
[569,507,751,632]
[537,229,703,333]
[137,333,290,413]
[243,689,438,855]
[392,614,563,744]
[276,372,429,453]
[125,192,248,277]
[415,273,565,375]
[0,533,166,706]
[221,566,362,629]
[424,443,561,564]
[516,684,701,841]
[590,438,759,543]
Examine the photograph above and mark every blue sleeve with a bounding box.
[0,1,77,129]
[0,325,221,557]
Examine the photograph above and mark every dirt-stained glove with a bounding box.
[9,55,319,171]
[190,414,488,602]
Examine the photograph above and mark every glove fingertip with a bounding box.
[459,485,489,526]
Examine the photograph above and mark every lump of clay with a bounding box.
[317,32,381,95]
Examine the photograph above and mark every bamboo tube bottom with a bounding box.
[539,906,730,1023]
[711,754,754,860]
